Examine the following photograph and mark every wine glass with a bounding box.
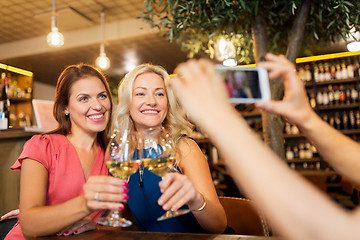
[97,129,141,227]
[140,127,190,221]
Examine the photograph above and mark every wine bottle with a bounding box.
[318,63,325,82]
[286,146,294,160]
[341,61,348,79]
[334,112,341,130]
[328,85,334,105]
[0,72,10,129]
[305,64,312,82]
[313,63,320,82]
[322,89,329,105]
[324,62,331,81]
[347,58,354,79]
[335,63,342,80]
[351,84,358,103]
[342,111,348,130]
[330,61,336,79]
[339,84,346,104]
[333,85,340,105]
[349,110,356,129]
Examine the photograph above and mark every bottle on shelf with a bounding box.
[330,61,336,80]
[322,88,329,105]
[324,62,331,81]
[347,58,355,79]
[318,62,325,82]
[334,112,341,130]
[333,85,340,104]
[341,61,348,79]
[351,84,358,103]
[316,90,323,105]
[342,111,349,130]
[0,72,10,129]
[297,64,305,82]
[286,146,294,160]
[299,141,306,159]
[309,91,316,109]
[345,88,351,105]
[328,84,334,105]
[304,142,313,159]
[313,63,320,82]
[349,110,356,129]
[356,110,360,129]
[339,84,346,104]
[304,64,312,82]
[335,62,342,80]
[354,60,360,78]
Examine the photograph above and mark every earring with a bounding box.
[65,113,69,117]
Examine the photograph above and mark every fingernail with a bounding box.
[122,188,129,193]
[64,231,69,236]
[119,205,125,210]
[122,182,128,187]
[56,232,62,236]
[158,199,163,205]
[74,230,78,234]
[123,195,129,200]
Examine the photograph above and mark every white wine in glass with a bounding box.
[140,127,190,221]
[97,129,139,227]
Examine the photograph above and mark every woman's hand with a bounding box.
[172,59,233,127]
[256,53,315,126]
[83,175,129,212]
[56,216,96,236]
[157,173,204,211]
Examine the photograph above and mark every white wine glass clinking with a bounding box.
[97,129,141,227]
[140,127,190,221]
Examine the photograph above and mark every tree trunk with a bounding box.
[286,0,311,63]
[252,14,285,160]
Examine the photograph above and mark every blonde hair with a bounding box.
[112,63,193,151]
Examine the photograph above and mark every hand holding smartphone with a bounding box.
[216,66,271,104]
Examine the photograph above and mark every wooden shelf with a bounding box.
[316,102,359,111]
[287,157,321,163]
[313,77,359,86]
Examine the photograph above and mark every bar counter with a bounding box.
[28,226,281,240]
[0,128,44,216]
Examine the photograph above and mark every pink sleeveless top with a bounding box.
[5,134,108,239]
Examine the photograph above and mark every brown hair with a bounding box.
[51,63,113,150]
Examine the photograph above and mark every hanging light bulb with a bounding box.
[96,11,110,70]
[96,44,111,70]
[47,0,64,47]
[214,36,237,66]
[347,41,360,52]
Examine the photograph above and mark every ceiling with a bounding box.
[0,0,191,86]
[0,0,351,88]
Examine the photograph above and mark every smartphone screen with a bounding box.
[217,66,271,103]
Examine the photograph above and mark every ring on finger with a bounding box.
[94,192,100,201]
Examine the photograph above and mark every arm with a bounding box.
[158,138,227,233]
[19,159,127,237]
[256,53,360,185]
[170,58,360,240]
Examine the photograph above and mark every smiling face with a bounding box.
[130,72,168,132]
[65,76,111,136]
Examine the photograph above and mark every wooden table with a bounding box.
[28,226,281,240]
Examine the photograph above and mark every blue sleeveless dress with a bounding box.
[127,144,234,233]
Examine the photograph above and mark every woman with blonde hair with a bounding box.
[112,63,228,233]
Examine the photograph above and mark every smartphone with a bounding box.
[216,66,271,104]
